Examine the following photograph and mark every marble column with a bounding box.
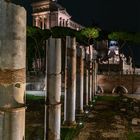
[64,37,76,125]
[84,47,89,106]
[0,1,26,139]
[46,38,61,140]
[76,46,84,113]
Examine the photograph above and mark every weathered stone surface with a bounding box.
[0,0,26,69]
[133,106,139,112]
[0,84,25,107]
[0,1,26,139]
[64,37,77,125]
[88,113,94,119]
[120,108,126,112]
[132,126,140,133]
[122,98,128,102]
[1,107,25,140]
[115,124,125,129]
[114,115,122,121]
[47,38,61,140]
[102,131,120,138]
[0,111,4,140]
[132,118,140,125]
[97,74,140,94]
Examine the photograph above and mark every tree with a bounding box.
[80,27,100,45]
[108,32,134,49]
[133,33,140,44]
[27,26,51,73]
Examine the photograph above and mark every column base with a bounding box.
[0,105,25,140]
[76,109,84,114]
[63,120,76,126]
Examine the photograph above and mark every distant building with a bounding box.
[31,0,84,30]
[98,40,134,74]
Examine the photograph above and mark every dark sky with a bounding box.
[58,0,140,32]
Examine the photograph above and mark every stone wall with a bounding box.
[97,74,140,94]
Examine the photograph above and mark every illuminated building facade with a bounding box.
[31,0,84,30]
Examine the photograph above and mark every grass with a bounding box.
[61,125,83,140]
[127,132,140,140]
[26,94,45,113]
[96,95,120,102]
[26,94,45,100]
[26,126,82,140]
[25,126,44,140]
[61,128,76,140]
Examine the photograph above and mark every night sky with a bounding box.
[21,0,140,65]
[58,0,140,32]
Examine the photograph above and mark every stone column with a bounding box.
[88,64,92,103]
[94,61,98,95]
[59,17,62,26]
[35,17,39,27]
[76,46,84,113]
[46,38,61,140]
[92,61,94,98]
[88,46,92,103]
[64,37,76,125]
[64,37,67,121]
[92,49,98,96]
[66,19,69,27]
[46,13,50,29]
[93,60,98,96]
[0,1,26,140]
[84,47,89,106]
[63,19,65,27]
[42,16,45,29]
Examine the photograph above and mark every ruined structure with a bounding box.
[46,38,61,140]
[0,0,26,139]
[97,40,140,94]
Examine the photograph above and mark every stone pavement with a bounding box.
[74,96,140,140]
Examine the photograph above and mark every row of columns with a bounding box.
[63,37,98,125]
[46,37,98,140]
[34,15,50,29]
[0,1,98,140]
[59,18,69,27]
[33,15,70,29]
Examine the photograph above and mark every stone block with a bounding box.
[132,118,140,125]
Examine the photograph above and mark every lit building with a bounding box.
[31,0,84,30]
[98,40,134,74]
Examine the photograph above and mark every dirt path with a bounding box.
[74,96,140,140]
